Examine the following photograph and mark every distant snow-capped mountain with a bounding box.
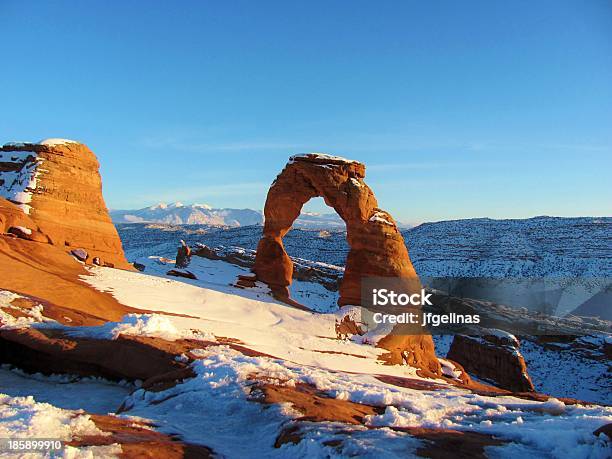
[110,202,263,227]
[111,203,359,228]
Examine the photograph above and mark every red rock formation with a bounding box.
[0,139,130,269]
[253,153,420,305]
[253,154,440,373]
[0,199,131,322]
[447,332,535,392]
[175,239,192,268]
[0,197,50,243]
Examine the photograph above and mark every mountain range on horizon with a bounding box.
[110,202,263,227]
[111,202,404,228]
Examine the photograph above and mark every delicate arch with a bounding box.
[253,153,421,306]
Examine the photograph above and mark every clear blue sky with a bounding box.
[1,1,611,224]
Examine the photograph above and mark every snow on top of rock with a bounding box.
[2,141,29,148]
[438,358,463,380]
[0,150,43,215]
[168,202,184,208]
[289,153,360,164]
[193,203,212,209]
[484,328,520,346]
[350,177,364,188]
[369,210,394,226]
[0,290,51,329]
[12,226,32,235]
[38,138,79,146]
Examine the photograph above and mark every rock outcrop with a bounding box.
[253,153,420,306]
[447,331,535,392]
[0,139,130,269]
[0,197,50,243]
[175,240,192,268]
[194,243,342,292]
[0,204,131,322]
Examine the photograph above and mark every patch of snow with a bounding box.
[432,334,454,357]
[65,313,215,342]
[349,177,365,188]
[2,142,28,148]
[12,225,32,235]
[355,321,395,346]
[0,290,52,329]
[0,393,111,441]
[521,338,612,404]
[80,265,420,379]
[289,153,360,165]
[0,366,132,414]
[482,328,520,346]
[123,345,423,457]
[369,211,394,226]
[438,358,462,380]
[0,150,42,215]
[38,138,79,146]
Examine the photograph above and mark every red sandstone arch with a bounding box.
[253,154,442,375]
[253,153,421,306]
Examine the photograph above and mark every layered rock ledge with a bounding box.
[0,139,130,269]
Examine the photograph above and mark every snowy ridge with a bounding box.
[1,253,610,457]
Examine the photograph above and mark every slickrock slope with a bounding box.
[0,139,130,269]
[253,153,420,305]
[0,198,129,321]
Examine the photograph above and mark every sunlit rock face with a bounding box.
[253,153,439,373]
[253,153,420,305]
[0,139,130,269]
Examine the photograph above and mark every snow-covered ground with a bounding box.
[0,394,122,458]
[2,259,611,458]
[116,217,611,318]
[79,264,611,457]
[79,261,413,378]
[0,366,132,414]
[3,215,611,458]
[520,340,612,404]
[433,334,612,406]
